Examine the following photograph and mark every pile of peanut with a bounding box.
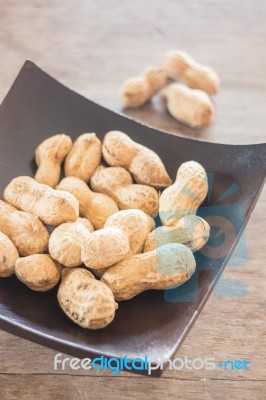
[120,49,219,128]
[0,131,210,329]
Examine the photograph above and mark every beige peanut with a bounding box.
[102,131,172,189]
[65,133,102,182]
[159,161,208,226]
[101,243,196,301]
[15,254,62,291]
[0,231,19,277]
[49,218,94,267]
[56,176,119,229]
[163,50,219,95]
[4,176,79,226]
[120,67,166,108]
[81,209,151,269]
[144,215,210,253]
[58,268,118,329]
[35,134,73,187]
[0,200,49,256]
[162,83,214,128]
[90,165,159,217]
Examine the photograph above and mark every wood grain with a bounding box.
[0,375,264,400]
[0,0,265,399]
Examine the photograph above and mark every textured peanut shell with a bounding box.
[91,166,133,195]
[0,200,49,256]
[91,166,159,216]
[64,133,102,182]
[49,218,94,267]
[143,67,167,93]
[35,134,73,187]
[146,214,156,232]
[163,50,220,95]
[15,254,62,291]
[58,268,118,329]
[115,185,159,216]
[162,83,214,128]
[102,131,172,189]
[104,209,151,256]
[120,67,166,108]
[4,176,79,226]
[144,215,210,253]
[0,231,19,277]
[81,209,150,269]
[120,76,152,108]
[56,176,118,229]
[81,226,130,269]
[101,243,196,301]
[159,161,208,226]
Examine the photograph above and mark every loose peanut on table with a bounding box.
[162,83,214,128]
[0,231,19,277]
[64,133,102,182]
[3,176,79,226]
[56,176,119,229]
[58,268,118,329]
[90,165,159,217]
[144,215,210,253]
[102,130,172,189]
[120,66,166,108]
[101,243,196,301]
[35,133,73,187]
[0,199,49,256]
[81,209,151,269]
[15,254,62,292]
[159,161,208,226]
[163,49,220,95]
[49,217,94,268]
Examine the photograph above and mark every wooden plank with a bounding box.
[0,375,264,400]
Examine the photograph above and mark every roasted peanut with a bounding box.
[146,214,156,232]
[58,268,118,329]
[4,176,79,226]
[162,83,214,128]
[163,50,219,95]
[144,215,210,253]
[64,133,101,182]
[0,231,19,277]
[144,67,167,93]
[35,134,73,187]
[56,176,118,229]
[159,161,208,226]
[81,209,151,269]
[49,218,93,267]
[101,243,196,301]
[90,165,159,216]
[120,67,166,108]
[15,254,62,291]
[0,200,49,256]
[102,131,172,189]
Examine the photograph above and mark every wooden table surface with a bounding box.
[0,1,265,399]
